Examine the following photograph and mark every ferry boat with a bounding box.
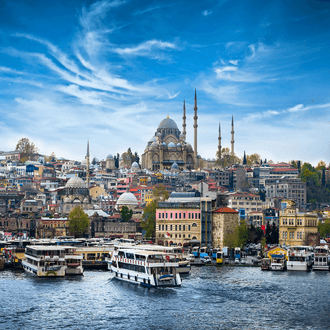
[270,254,287,271]
[312,246,329,271]
[63,246,84,275]
[22,246,66,277]
[108,248,182,287]
[75,246,112,269]
[261,258,271,270]
[287,246,313,271]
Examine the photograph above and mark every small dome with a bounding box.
[152,141,158,147]
[168,142,176,148]
[117,192,138,206]
[73,198,82,204]
[63,196,71,203]
[177,143,181,147]
[131,162,140,172]
[158,118,179,130]
[179,134,184,139]
[65,176,86,188]
[162,142,167,146]
[83,197,89,203]
[185,142,192,148]
[106,154,113,159]
[156,132,161,137]
[171,162,179,170]
[92,157,99,163]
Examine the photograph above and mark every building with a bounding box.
[212,207,239,249]
[227,192,264,214]
[279,200,318,246]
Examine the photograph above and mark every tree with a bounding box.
[141,201,157,238]
[215,147,241,167]
[246,153,261,167]
[223,220,248,248]
[68,206,90,238]
[316,160,327,171]
[45,152,56,163]
[153,184,169,202]
[121,205,133,221]
[318,219,330,238]
[15,138,39,161]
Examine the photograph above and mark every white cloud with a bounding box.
[202,10,212,16]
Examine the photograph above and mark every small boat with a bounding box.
[261,258,271,270]
[287,247,313,271]
[270,254,286,271]
[108,248,181,288]
[312,246,329,271]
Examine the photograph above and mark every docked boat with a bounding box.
[63,246,84,275]
[287,247,313,271]
[312,246,329,271]
[261,258,271,270]
[22,246,66,277]
[108,248,182,287]
[270,254,287,271]
[75,247,112,269]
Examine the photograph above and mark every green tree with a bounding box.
[215,147,241,167]
[68,206,90,238]
[316,160,327,171]
[246,153,261,167]
[153,184,169,202]
[121,205,133,221]
[318,219,330,238]
[223,220,248,248]
[141,200,158,238]
[15,138,39,161]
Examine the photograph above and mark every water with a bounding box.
[1,267,330,330]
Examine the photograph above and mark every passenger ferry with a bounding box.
[312,246,329,271]
[287,246,313,271]
[22,246,66,277]
[63,246,84,275]
[109,248,182,287]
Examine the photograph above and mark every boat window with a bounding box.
[126,253,134,259]
[118,251,125,257]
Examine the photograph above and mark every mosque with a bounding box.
[141,90,235,171]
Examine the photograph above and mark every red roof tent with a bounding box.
[213,207,239,214]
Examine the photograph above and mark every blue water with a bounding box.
[1,267,330,330]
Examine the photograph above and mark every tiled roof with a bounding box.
[213,207,239,214]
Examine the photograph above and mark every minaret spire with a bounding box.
[218,122,222,160]
[193,89,198,168]
[182,100,186,141]
[231,115,235,156]
[86,139,90,188]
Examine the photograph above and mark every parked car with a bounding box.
[201,256,211,264]
[241,258,246,264]
[235,258,240,264]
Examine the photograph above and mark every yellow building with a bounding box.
[279,200,318,246]
[90,186,106,200]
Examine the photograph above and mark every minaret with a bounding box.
[86,140,90,188]
[231,115,235,156]
[182,100,186,141]
[218,122,222,160]
[193,89,198,167]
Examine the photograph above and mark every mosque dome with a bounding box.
[106,154,113,159]
[168,142,176,148]
[171,162,179,171]
[83,197,89,204]
[65,176,86,189]
[156,132,161,137]
[177,143,182,147]
[151,141,158,147]
[162,142,167,146]
[63,196,71,203]
[158,117,179,130]
[81,159,87,165]
[117,192,138,206]
[131,162,140,172]
[92,157,99,163]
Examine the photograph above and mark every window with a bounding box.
[170,213,172,219]
[179,225,181,231]
[188,225,191,231]
[179,213,181,219]
[191,213,194,219]
[162,213,164,219]
[183,213,186,219]
[158,225,161,230]
[165,225,168,230]
[162,225,164,231]
[170,225,172,231]
[188,213,191,219]
[166,213,168,219]
[292,232,294,239]
[192,223,197,227]
[183,225,185,231]
[175,225,177,231]
[175,213,177,219]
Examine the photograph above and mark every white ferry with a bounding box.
[63,246,84,275]
[312,246,329,271]
[22,246,66,277]
[108,248,182,287]
[287,246,313,271]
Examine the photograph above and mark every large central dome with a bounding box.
[158,117,178,130]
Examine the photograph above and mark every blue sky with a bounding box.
[1,0,330,165]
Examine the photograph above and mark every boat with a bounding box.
[261,258,271,270]
[108,248,182,287]
[75,247,112,269]
[63,246,84,275]
[22,246,66,277]
[287,246,313,271]
[312,246,329,271]
[270,254,287,271]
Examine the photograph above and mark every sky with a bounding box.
[1,0,330,165]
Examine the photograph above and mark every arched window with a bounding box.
[192,223,197,227]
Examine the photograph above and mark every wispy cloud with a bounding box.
[202,10,212,16]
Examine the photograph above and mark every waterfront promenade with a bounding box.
[1,266,329,330]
